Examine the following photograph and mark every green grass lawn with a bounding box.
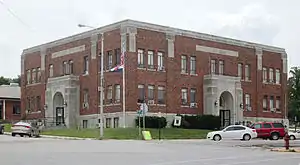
[3,123,210,139]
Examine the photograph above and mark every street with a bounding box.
[0,135,299,165]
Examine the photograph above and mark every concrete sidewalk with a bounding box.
[4,132,95,140]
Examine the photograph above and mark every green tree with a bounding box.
[288,67,300,122]
[0,76,10,85]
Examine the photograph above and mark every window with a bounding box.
[63,61,68,75]
[238,63,243,78]
[181,88,188,105]
[115,84,121,103]
[273,123,284,128]
[210,59,216,74]
[107,51,113,70]
[190,56,196,75]
[13,104,21,115]
[157,52,164,70]
[69,60,74,74]
[181,55,187,73]
[276,96,280,110]
[219,60,224,75]
[263,95,268,111]
[275,69,280,84]
[234,126,246,130]
[37,67,41,82]
[138,49,144,68]
[138,85,145,103]
[32,68,36,83]
[148,85,154,101]
[157,86,165,104]
[84,56,89,74]
[83,89,89,104]
[269,96,274,110]
[107,85,113,104]
[147,50,154,69]
[245,94,251,107]
[190,89,196,103]
[83,120,88,128]
[225,126,235,131]
[254,124,262,129]
[26,70,31,84]
[115,48,121,65]
[245,64,250,80]
[113,117,119,128]
[49,64,53,78]
[263,123,272,128]
[106,118,111,128]
[269,68,274,83]
[263,67,267,82]
[36,96,41,111]
[31,97,35,112]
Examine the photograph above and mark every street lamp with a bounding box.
[78,24,104,139]
[158,112,162,140]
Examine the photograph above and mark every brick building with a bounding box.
[21,19,288,128]
[0,83,21,121]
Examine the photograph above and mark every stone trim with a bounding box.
[256,47,263,70]
[40,47,46,70]
[196,45,239,57]
[51,45,86,58]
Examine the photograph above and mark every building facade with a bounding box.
[0,83,21,121]
[21,20,288,128]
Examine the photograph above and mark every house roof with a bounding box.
[0,83,20,99]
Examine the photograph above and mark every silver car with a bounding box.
[11,121,41,137]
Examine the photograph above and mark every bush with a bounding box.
[172,114,220,130]
[135,116,167,128]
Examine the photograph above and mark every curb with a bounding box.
[4,132,95,140]
[271,148,300,153]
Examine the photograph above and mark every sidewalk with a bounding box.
[4,132,95,140]
[271,147,300,153]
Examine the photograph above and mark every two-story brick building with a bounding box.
[0,83,21,121]
[21,19,288,128]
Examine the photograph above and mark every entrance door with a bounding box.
[220,109,230,128]
[56,107,65,126]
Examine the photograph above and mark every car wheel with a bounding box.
[29,131,34,137]
[20,134,24,137]
[290,135,296,140]
[271,133,279,140]
[243,134,251,141]
[0,128,3,134]
[213,134,222,141]
[12,133,16,137]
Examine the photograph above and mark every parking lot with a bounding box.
[0,135,299,165]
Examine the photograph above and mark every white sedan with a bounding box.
[289,130,300,140]
[206,125,257,141]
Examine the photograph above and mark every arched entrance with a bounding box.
[219,91,233,128]
[53,92,65,126]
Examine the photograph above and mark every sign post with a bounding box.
[141,103,148,131]
[137,110,142,139]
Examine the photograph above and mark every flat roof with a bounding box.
[22,19,286,55]
[0,85,20,99]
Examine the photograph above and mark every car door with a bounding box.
[262,123,272,137]
[233,126,247,139]
[222,126,236,139]
[253,123,263,137]
[296,131,300,139]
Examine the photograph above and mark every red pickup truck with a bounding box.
[250,122,286,140]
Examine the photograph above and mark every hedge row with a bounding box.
[135,116,167,128]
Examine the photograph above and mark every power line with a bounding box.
[0,0,32,30]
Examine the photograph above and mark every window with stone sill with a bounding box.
[69,60,74,74]
[13,104,21,115]
[238,63,243,79]
[276,96,280,111]
[115,48,121,65]
[269,68,274,83]
[62,61,68,75]
[83,56,89,74]
[32,68,36,83]
[181,55,187,73]
[263,95,268,111]
[138,84,145,103]
[181,88,188,105]
[107,51,113,70]
[115,84,121,103]
[148,85,155,101]
[190,89,196,104]
[148,50,154,69]
[275,69,280,84]
[245,64,250,81]
[219,60,224,75]
[49,64,54,78]
[157,86,165,104]
[245,94,251,110]
[113,117,119,128]
[190,56,196,75]
[262,67,267,82]
[37,67,41,82]
[269,96,274,110]
[210,59,216,74]
[157,52,164,70]
[106,118,111,128]
[26,70,31,84]
[83,89,89,105]
[138,49,145,68]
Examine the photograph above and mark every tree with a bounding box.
[0,75,20,86]
[288,67,300,122]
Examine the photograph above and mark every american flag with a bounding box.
[120,38,126,66]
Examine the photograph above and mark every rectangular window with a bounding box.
[27,70,31,84]
[190,56,196,75]
[238,63,243,78]
[245,64,250,80]
[63,61,68,75]
[138,85,145,103]
[263,95,268,111]
[157,52,164,70]
[181,88,188,105]
[269,68,274,83]
[115,84,121,103]
[245,94,251,110]
[106,118,111,128]
[37,67,41,82]
[107,51,113,70]
[181,55,187,73]
[148,85,154,101]
[211,59,216,74]
[263,67,267,82]
[13,104,21,115]
[84,56,89,74]
[69,60,74,74]
[157,86,165,104]
[138,49,144,68]
[107,85,113,104]
[83,89,89,104]
[147,50,154,69]
[275,69,280,84]
[219,60,224,75]
[276,96,280,110]
[190,89,196,103]
[83,120,88,128]
[32,68,36,83]
[115,48,121,65]
[36,96,41,111]
[113,117,119,128]
[270,96,274,109]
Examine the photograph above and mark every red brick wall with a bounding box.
[2,99,21,121]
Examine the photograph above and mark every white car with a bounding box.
[11,121,41,137]
[206,125,257,141]
[289,130,300,140]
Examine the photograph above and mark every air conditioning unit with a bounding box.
[83,103,89,108]
[157,66,165,71]
[247,106,252,111]
[190,103,197,108]
[148,100,155,104]
[271,108,276,112]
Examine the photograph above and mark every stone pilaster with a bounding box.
[91,33,98,59]
[281,52,287,74]
[166,32,175,58]
[255,47,263,70]
[21,53,25,75]
[40,47,46,70]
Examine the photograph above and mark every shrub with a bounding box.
[135,116,167,128]
[172,114,220,130]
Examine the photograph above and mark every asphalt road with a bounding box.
[0,135,300,165]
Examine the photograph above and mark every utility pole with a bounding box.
[99,33,104,139]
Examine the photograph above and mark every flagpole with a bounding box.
[99,33,104,138]
[122,39,126,128]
